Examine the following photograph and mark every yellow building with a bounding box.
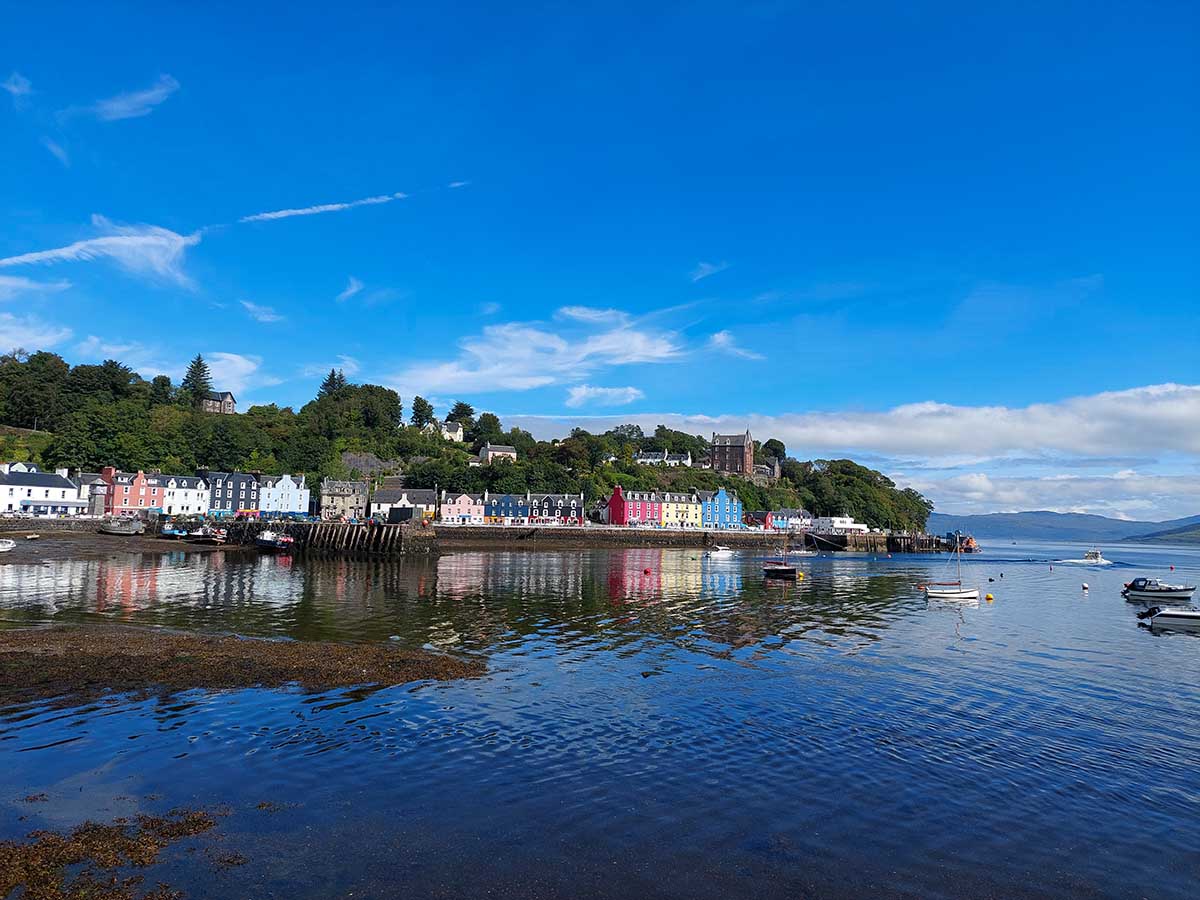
[660,491,702,529]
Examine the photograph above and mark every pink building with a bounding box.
[606,485,662,527]
[440,491,485,524]
[100,467,158,516]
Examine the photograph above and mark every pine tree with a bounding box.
[410,395,435,427]
[180,354,213,407]
[317,368,347,400]
[446,401,475,426]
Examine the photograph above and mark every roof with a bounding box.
[146,474,206,489]
[529,493,582,503]
[482,443,517,454]
[321,478,368,493]
[660,491,697,503]
[444,492,484,502]
[712,431,750,446]
[0,470,76,489]
[373,488,437,505]
[772,508,811,518]
[205,391,235,402]
[78,472,105,485]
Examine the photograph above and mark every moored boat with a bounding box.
[99,517,146,536]
[763,563,798,579]
[924,534,979,600]
[0,539,15,553]
[1122,578,1197,601]
[1136,606,1200,630]
[185,527,227,545]
[704,545,734,558]
[256,530,295,553]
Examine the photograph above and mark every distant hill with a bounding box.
[1122,523,1200,544]
[927,510,1200,542]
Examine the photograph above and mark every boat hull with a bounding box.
[98,521,145,536]
[1123,588,1196,601]
[763,566,797,579]
[926,588,980,600]
[1142,608,1200,629]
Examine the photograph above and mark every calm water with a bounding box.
[2,540,1198,898]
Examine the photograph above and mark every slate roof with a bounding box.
[712,431,750,446]
[482,443,517,454]
[373,488,437,505]
[0,470,76,489]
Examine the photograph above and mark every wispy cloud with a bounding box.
[240,300,284,323]
[240,192,407,223]
[690,260,729,282]
[2,72,32,106]
[41,137,69,167]
[0,215,200,287]
[0,275,71,301]
[85,74,179,121]
[0,313,72,351]
[205,352,282,396]
[565,384,645,408]
[708,330,764,360]
[448,181,470,189]
[336,276,364,302]
[302,355,361,378]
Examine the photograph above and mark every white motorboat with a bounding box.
[1136,606,1200,629]
[0,539,15,553]
[1083,548,1108,564]
[924,535,979,600]
[1122,578,1197,602]
[704,545,735,558]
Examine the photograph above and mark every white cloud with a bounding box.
[89,75,179,121]
[557,306,630,325]
[448,181,470,188]
[240,192,407,223]
[708,330,764,360]
[302,355,361,378]
[240,300,284,323]
[336,276,364,302]
[0,275,71,301]
[389,314,683,397]
[205,352,282,396]
[0,214,200,287]
[690,260,729,282]
[0,313,72,351]
[566,385,645,408]
[40,137,69,167]
[2,71,32,104]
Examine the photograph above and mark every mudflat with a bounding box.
[0,625,484,706]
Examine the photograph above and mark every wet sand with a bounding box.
[0,625,485,707]
[0,530,229,562]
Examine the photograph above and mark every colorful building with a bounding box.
[200,471,260,517]
[258,474,310,516]
[157,475,210,516]
[698,487,743,529]
[0,464,87,517]
[606,486,662,527]
[485,493,529,524]
[528,492,586,525]
[440,491,485,524]
[660,491,702,528]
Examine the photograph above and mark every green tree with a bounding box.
[149,375,174,406]
[180,354,213,407]
[763,438,787,461]
[317,368,348,400]
[410,395,435,427]
[445,401,475,427]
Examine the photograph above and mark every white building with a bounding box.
[441,421,465,442]
[370,488,438,521]
[157,475,210,516]
[813,515,869,534]
[259,474,311,515]
[0,464,88,517]
[634,449,692,467]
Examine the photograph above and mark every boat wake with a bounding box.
[1058,557,1115,566]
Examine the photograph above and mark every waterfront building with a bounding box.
[660,491,702,528]
[75,472,108,516]
[528,492,586,525]
[0,464,87,516]
[201,390,237,415]
[485,492,530,524]
[199,471,259,517]
[769,508,813,531]
[711,430,754,475]
[319,478,368,520]
[813,514,869,534]
[370,488,437,521]
[606,486,662,527]
[258,474,310,515]
[440,491,485,524]
[698,487,743,529]
[156,475,210,516]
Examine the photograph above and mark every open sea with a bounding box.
[1,539,1198,898]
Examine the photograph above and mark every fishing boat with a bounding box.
[924,536,979,600]
[256,530,295,553]
[763,563,798,580]
[1083,548,1111,564]
[185,526,227,546]
[98,517,146,536]
[1136,606,1200,630]
[0,539,15,553]
[704,545,735,558]
[1122,578,1197,602]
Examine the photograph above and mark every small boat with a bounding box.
[256,530,295,553]
[763,563,798,580]
[1083,548,1110,564]
[704,545,735,558]
[0,539,15,553]
[24,534,39,541]
[924,535,979,600]
[99,518,146,536]
[185,527,227,546]
[1122,578,1197,601]
[1136,606,1200,629]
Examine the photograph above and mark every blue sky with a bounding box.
[2,2,1198,518]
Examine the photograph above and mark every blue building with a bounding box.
[485,492,530,524]
[698,487,743,529]
[198,470,260,517]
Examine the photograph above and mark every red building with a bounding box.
[606,485,662,526]
[100,467,160,516]
[711,430,754,475]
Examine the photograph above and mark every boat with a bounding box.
[0,539,15,553]
[24,534,39,541]
[1084,548,1106,563]
[1136,606,1200,630]
[1122,578,1197,602]
[256,530,295,553]
[98,518,146,536]
[704,545,735,558]
[924,535,979,600]
[944,531,981,553]
[185,526,227,545]
[763,563,798,580]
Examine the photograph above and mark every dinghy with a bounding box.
[1136,606,1200,630]
[0,539,15,553]
[924,535,979,600]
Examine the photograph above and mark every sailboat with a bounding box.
[924,535,979,600]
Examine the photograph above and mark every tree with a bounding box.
[763,438,787,461]
[180,354,213,407]
[446,401,475,427]
[410,396,435,427]
[150,375,174,406]
[317,368,348,401]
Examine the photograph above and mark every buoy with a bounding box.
[985,593,994,601]
[643,568,651,575]
[797,572,804,580]
[1049,565,1053,571]
[1170,565,1175,571]
[988,577,994,582]
[1082,583,1089,591]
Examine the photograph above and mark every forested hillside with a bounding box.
[0,350,933,530]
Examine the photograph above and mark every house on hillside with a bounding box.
[634,449,692,468]
[0,464,87,516]
[319,478,368,520]
[201,391,236,415]
[471,442,518,466]
[711,430,754,475]
[259,474,311,515]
